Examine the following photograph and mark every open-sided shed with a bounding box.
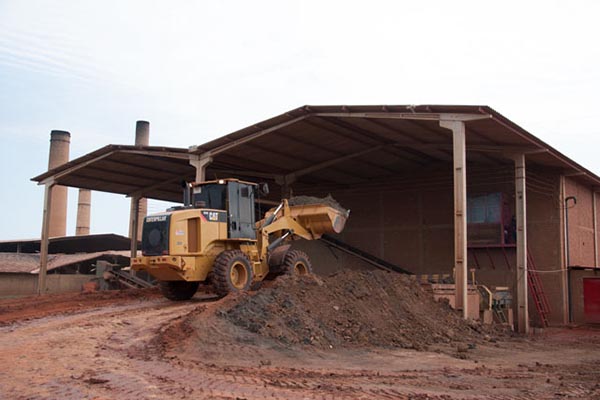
[33,105,600,331]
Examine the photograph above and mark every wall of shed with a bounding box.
[294,166,569,326]
[0,274,94,298]
[525,171,564,325]
[565,177,597,267]
[570,269,600,323]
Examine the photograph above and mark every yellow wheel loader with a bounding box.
[131,179,349,300]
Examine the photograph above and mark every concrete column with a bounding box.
[75,189,91,235]
[129,121,149,240]
[38,183,54,295]
[514,154,529,334]
[559,176,569,324]
[190,155,213,183]
[440,120,468,319]
[47,130,70,237]
[130,196,140,260]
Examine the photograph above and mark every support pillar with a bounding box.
[514,153,529,334]
[130,196,140,269]
[440,120,468,319]
[38,183,54,295]
[190,155,213,183]
[130,197,140,256]
[594,191,598,267]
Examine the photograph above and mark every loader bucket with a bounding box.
[288,204,348,238]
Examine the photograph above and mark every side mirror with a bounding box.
[259,183,270,196]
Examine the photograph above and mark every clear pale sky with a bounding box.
[0,0,599,240]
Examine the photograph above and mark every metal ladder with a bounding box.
[527,249,550,327]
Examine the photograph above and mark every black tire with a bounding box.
[159,281,200,301]
[281,250,313,276]
[213,250,254,296]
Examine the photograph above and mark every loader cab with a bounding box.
[191,179,257,239]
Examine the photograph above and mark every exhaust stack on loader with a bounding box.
[132,178,349,300]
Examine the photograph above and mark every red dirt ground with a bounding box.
[1,274,599,399]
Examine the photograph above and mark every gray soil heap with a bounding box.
[223,270,503,351]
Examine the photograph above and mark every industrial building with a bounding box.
[31,105,600,332]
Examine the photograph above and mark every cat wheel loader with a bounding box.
[131,178,349,300]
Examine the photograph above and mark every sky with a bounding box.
[0,0,599,240]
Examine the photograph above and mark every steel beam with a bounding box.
[514,153,529,333]
[37,183,54,295]
[191,115,309,157]
[440,120,468,319]
[285,145,385,182]
[315,112,492,122]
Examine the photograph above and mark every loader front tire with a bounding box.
[281,250,313,276]
[213,250,254,296]
[159,281,200,301]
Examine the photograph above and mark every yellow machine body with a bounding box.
[132,208,266,282]
[131,179,348,286]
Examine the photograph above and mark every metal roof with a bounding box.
[31,105,600,201]
[32,145,194,202]
[192,105,600,190]
[0,251,131,274]
[0,234,137,254]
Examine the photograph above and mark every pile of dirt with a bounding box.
[289,194,347,213]
[223,270,503,350]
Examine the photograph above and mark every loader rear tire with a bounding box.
[159,281,200,301]
[213,250,254,296]
[281,250,313,276]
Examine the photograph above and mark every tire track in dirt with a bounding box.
[1,289,600,400]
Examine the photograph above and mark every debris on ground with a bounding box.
[0,287,160,325]
[222,270,505,350]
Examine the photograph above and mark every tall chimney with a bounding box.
[129,121,149,240]
[75,189,91,235]
[48,130,70,237]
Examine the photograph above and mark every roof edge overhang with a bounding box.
[190,104,600,187]
[31,144,190,184]
[30,105,600,195]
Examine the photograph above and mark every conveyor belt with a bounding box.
[110,269,155,289]
[320,234,412,274]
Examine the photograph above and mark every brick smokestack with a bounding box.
[75,189,91,235]
[47,130,70,237]
[129,121,149,240]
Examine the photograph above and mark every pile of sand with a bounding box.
[223,270,502,350]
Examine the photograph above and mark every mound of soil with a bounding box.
[288,195,346,213]
[223,270,501,350]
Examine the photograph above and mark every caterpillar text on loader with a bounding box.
[131,179,349,300]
